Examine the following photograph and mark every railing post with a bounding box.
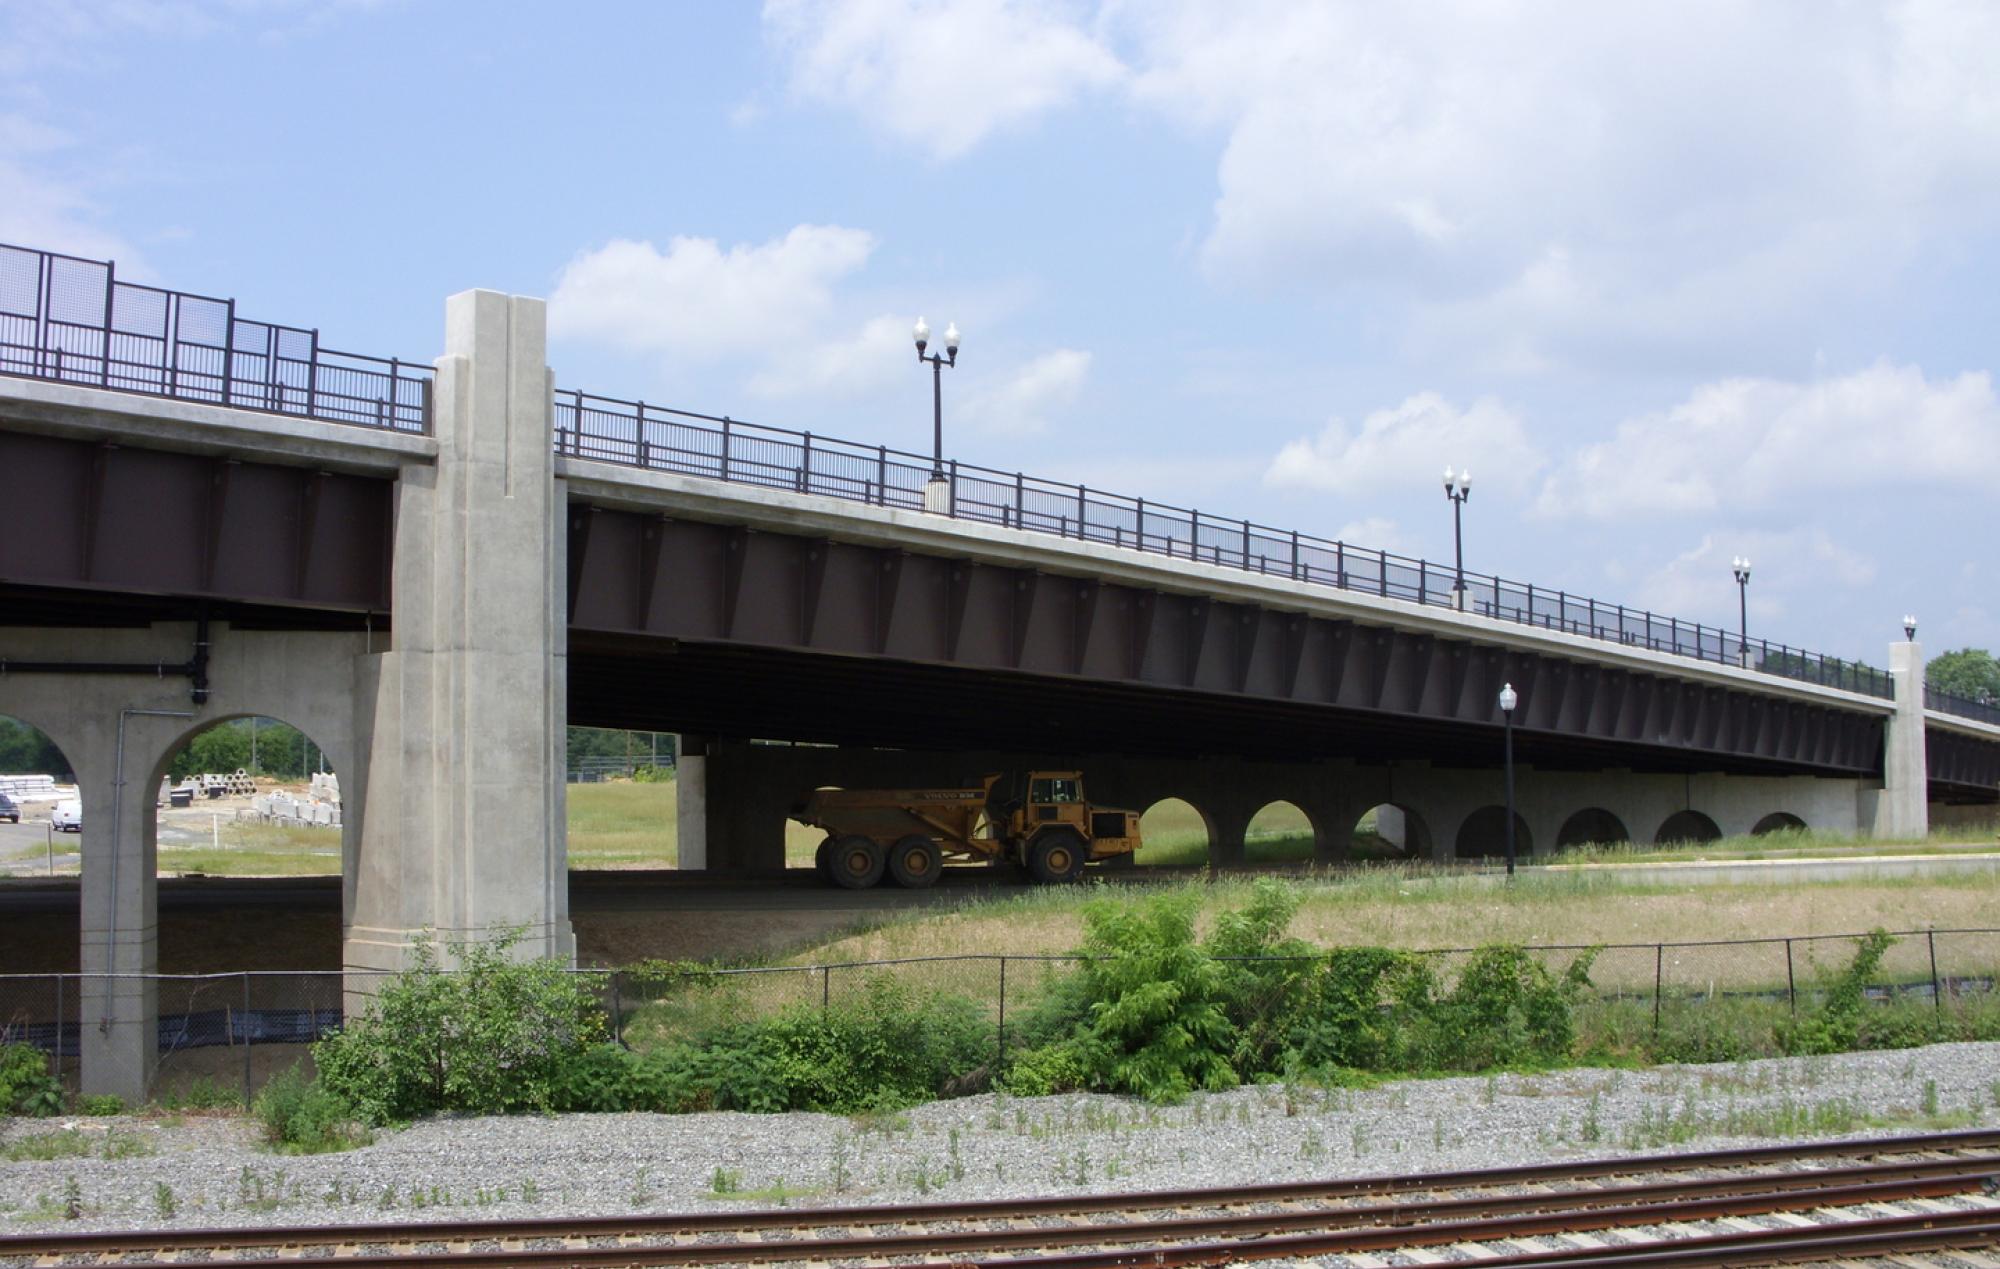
[952,460,962,517]
[388,356,401,428]
[877,445,888,504]
[305,329,319,418]
[1076,482,1086,537]
[635,400,649,468]
[221,297,236,406]
[1241,518,1250,568]
[1290,530,1299,580]
[1335,541,1345,588]
[1135,496,1145,550]
[100,257,115,387]
[1015,472,1025,524]
[720,417,732,481]
[800,431,813,494]
[572,389,585,454]
[1419,560,1427,604]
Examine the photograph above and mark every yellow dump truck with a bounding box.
[793,771,1142,889]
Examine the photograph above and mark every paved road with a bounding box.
[0,813,78,876]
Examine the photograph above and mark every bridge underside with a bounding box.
[565,510,1893,784]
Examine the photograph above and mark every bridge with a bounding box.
[2,242,1997,1098]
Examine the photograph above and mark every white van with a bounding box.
[52,799,82,833]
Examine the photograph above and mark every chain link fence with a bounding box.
[2,928,1994,1104]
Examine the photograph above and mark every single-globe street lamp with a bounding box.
[1731,556,1752,667]
[1498,682,1519,878]
[1443,467,1472,609]
[913,316,961,514]
[1903,615,1918,642]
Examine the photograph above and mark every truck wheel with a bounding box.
[1028,830,1086,884]
[814,835,836,882]
[829,834,886,889]
[888,835,943,889]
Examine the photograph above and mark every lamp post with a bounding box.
[913,316,961,514]
[1498,682,1518,877]
[1903,615,1917,642]
[1731,556,1752,667]
[1442,467,1472,609]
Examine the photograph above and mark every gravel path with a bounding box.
[2,1040,1996,1235]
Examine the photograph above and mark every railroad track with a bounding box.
[3,1128,1998,1267]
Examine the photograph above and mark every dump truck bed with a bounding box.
[795,782,999,857]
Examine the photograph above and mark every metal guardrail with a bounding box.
[553,389,1893,700]
[1927,686,2000,727]
[0,242,430,433]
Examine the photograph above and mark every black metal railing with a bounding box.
[552,389,1893,700]
[0,242,430,433]
[1926,686,2000,727]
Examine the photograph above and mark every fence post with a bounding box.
[996,957,1008,1071]
[611,972,624,1046]
[801,431,812,494]
[877,445,888,504]
[1076,483,1086,537]
[1927,930,1941,1010]
[1419,560,1427,604]
[1335,541,1345,588]
[306,329,319,417]
[720,417,732,481]
[1135,496,1145,549]
[1652,944,1663,1036]
[242,972,253,1106]
[100,258,115,387]
[822,965,831,1011]
[221,298,236,405]
[55,973,64,1062]
[1016,472,1025,523]
[1785,939,1796,1015]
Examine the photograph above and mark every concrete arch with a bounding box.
[147,713,346,880]
[1751,811,1807,836]
[1136,796,1213,866]
[1243,799,1321,863]
[1656,809,1722,845]
[1556,807,1631,849]
[1455,805,1534,859]
[1355,803,1431,859]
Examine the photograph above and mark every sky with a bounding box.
[4,0,1997,666]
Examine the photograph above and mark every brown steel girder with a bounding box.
[564,510,1886,776]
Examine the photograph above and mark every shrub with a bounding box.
[1776,930,1895,1056]
[75,1094,124,1116]
[1284,947,1439,1072]
[0,1043,62,1117]
[252,1065,370,1153]
[313,931,607,1124]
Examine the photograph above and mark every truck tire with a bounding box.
[813,835,836,882]
[828,834,886,889]
[1028,830,1086,884]
[888,835,943,889]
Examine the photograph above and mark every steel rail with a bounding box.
[4,1133,1996,1267]
[8,1127,1999,1260]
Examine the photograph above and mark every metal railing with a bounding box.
[0,242,430,433]
[1927,686,2000,727]
[553,389,1892,700]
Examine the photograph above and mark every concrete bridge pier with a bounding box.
[345,288,574,982]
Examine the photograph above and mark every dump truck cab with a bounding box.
[991,770,1142,883]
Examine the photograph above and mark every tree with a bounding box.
[166,724,252,781]
[1926,648,2000,705]
[0,717,71,780]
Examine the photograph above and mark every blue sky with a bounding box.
[5,1,1997,665]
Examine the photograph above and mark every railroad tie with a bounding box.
[1397,1246,1453,1265]
[1342,1254,1393,1268]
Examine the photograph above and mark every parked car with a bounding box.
[0,792,18,824]
[52,799,81,833]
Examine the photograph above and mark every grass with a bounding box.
[775,868,2000,988]
[157,821,339,878]
[1550,825,1999,866]
[563,779,824,870]
[2,1129,155,1162]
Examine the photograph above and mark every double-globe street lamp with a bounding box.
[1904,615,1918,642]
[1442,467,1472,610]
[913,316,961,513]
[1731,556,1752,667]
[1498,681,1519,878]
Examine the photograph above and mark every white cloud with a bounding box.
[1331,515,1407,556]
[0,114,143,266]
[960,348,1091,434]
[1633,530,1876,627]
[548,226,876,365]
[762,2,2000,367]
[1536,362,2000,519]
[761,0,1125,158]
[1263,392,1542,497]
[747,313,908,399]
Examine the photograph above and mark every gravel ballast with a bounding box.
[2,1040,1996,1235]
